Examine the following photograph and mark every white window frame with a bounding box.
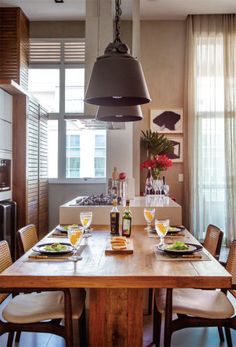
[29,38,106,184]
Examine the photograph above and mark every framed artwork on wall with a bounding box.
[165,135,183,163]
[150,108,183,133]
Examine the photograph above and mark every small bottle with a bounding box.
[122,200,132,237]
[112,166,119,180]
[110,199,120,235]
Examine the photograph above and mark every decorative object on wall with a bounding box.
[165,136,183,163]
[150,108,183,133]
[85,0,151,108]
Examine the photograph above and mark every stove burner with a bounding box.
[75,194,121,206]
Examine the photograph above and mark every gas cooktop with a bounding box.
[75,194,121,206]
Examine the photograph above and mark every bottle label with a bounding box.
[122,219,131,236]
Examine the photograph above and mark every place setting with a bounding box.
[153,219,211,261]
[26,225,86,262]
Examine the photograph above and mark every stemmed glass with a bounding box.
[152,179,159,195]
[80,211,93,238]
[163,184,169,196]
[145,175,153,196]
[144,208,155,232]
[155,219,169,246]
[68,226,84,261]
[157,179,163,195]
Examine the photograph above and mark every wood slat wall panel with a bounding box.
[0,8,29,88]
[39,106,48,235]
[26,99,39,229]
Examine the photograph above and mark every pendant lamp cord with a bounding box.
[115,0,122,43]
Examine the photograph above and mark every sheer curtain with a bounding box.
[184,15,236,243]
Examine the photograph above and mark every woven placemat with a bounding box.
[154,248,211,261]
[24,245,86,262]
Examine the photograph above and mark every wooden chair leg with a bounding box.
[164,288,173,347]
[78,307,87,347]
[153,301,161,347]
[148,288,153,315]
[217,327,224,342]
[7,332,15,347]
[15,331,21,342]
[225,327,233,347]
[64,290,73,347]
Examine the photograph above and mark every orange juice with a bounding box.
[145,210,154,222]
[69,233,78,245]
[156,223,167,235]
[82,218,89,226]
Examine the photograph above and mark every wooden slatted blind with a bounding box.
[29,39,85,64]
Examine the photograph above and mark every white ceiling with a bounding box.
[0,0,235,21]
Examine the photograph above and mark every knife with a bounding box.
[28,255,70,260]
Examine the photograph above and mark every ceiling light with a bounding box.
[84,0,151,107]
[96,105,143,122]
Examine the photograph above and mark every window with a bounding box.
[66,134,80,178]
[94,135,106,177]
[194,35,226,235]
[28,39,107,180]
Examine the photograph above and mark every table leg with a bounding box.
[89,288,143,347]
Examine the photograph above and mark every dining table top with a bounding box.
[0,225,232,290]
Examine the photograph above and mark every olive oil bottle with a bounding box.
[122,200,132,237]
[110,199,120,235]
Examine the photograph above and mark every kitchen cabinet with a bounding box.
[0,120,12,152]
[0,8,29,90]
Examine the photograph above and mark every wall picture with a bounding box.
[165,136,183,163]
[150,108,183,133]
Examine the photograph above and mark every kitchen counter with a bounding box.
[59,196,182,225]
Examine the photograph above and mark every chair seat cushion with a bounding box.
[155,288,234,319]
[2,288,85,324]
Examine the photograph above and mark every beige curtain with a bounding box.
[184,15,236,243]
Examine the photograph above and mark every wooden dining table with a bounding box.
[0,225,232,347]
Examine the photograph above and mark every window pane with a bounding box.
[47,120,58,178]
[66,121,106,178]
[95,134,106,147]
[28,69,59,112]
[65,68,85,113]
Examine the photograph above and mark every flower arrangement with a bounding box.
[141,154,173,179]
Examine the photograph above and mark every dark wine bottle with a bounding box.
[110,199,120,235]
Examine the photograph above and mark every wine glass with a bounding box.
[144,208,155,232]
[145,175,153,196]
[163,184,169,196]
[80,211,93,238]
[157,179,163,195]
[68,226,84,261]
[155,219,169,246]
[152,179,159,195]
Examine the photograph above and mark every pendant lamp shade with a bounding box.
[85,51,151,107]
[96,105,143,122]
[84,0,151,109]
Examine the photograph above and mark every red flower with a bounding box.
[141,155,172,172]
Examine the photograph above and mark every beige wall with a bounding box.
[30,20,186,227]
[139,20,186,205]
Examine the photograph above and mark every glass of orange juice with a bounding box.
[80,211,93,238]
[68,226,83,261]
[144,208,155,232]
[155,219,169,246]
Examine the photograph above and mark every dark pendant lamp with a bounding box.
[84,0,151,107]
[96,105,143,122]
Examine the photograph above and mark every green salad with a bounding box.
[61,224,78,231]
[166,241,189,251]
[43,243,68,252]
